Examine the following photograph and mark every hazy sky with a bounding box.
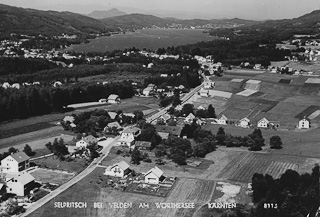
[0,0,319,20]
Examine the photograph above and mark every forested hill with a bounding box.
[0,4,112,37]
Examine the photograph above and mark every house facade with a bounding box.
[298,118,310,129]
[144,167,165,184]
[104,161,131,178]
[199,89,210,97]
[203,81,215,89]
[217,115,228,125]
[117,127,141,148]
[185,113,196,124]
[76,135,98,148]
[238,118,250,128]
[257,118,269,128]
[1,152,30,174]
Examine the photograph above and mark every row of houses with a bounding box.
[212,115,311,129]
[104,161,165,184]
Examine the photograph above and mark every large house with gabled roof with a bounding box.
[1,152,30,174]
[104,161,131,178]
[144,166,165,184]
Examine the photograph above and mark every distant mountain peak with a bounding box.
[87,8,127,19]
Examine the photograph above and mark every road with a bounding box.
[20,136,120,217]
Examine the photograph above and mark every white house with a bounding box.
[99,98,107,103]
[53,81,62,87]
[2,82,10,89]
[117,127,141,148]
[217,115,228,125]
[1,152,30,174]
[5,172,35,196]
[257,118,269,128]
[204,81,215,89]
[185,113,196,124]
[199,88,210,97]
[63,115,75,123]
[143,87,153,96]
[108,94,120,104]
[76,135,98,148]
[11,83,20,89]
[238,117,250,128]
[197,105,206,110]
[298,118,310,129]
[157,114,171,124]
[104,161,131,178]
[104,121,121,131]
[144,166,165,184]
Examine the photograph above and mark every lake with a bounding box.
[66,29,216,52]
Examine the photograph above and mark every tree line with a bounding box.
[0,81,134,122]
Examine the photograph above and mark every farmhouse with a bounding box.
[76,135,98,148]
[1,152,30,174]
[108,94,120,104]
[5,172,35,196]
[197,105,206,110]
[53,81,62,87]
[104,161,131,178]
[117,127,141,148]
[217,114,228,125]
[204,81,215,89]
[143,87,154,96]
[144,167,165,184]
[104,121,121,131]
[135,141,152,151]
[257,118,269,128]
[155,125,182,137]
[298,117,310,129]
[238,117,250,128]
[157,114,171,124]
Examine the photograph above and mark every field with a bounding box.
[29,168,75,185]
[65,29,216,52]
[0,122,55,139]
[236,89,259,97]
[29,167,216,217]
[31,156,87,173]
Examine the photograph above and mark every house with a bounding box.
[143,87,153,96]
[298,117,310,129]
[254,64,262,70]
[257,118,269,128]
[185,113,196,124]
[197,105,206,110]
[2,82,10,89]
[204,81,215,89]
[117,127,141,148]
[1,152,30,174]
[76,135,98,148]
[5,172,35,196]
[155,125,182,137]
[99,98,107,103]
[104,161,131,178]
[157,114,171,124]
[104,121,121,131]
[160,74,168,77]
[11,83,20,89]
[217,115,228,125]
[178,85,185,90]
[238,117,250,128]
[144,167,165,184]
[199,88,210,97]
[108,94,120,104]
[135,141,152,151]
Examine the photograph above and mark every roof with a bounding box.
[155,125,182,137]
[135,141,152,148]
[112,161,130,171]
[300,117,310,122]
[186,113,196,120]
[159,114,171,121]
[219,114,228,120]
[108,94,119,100]
[83,135,98,144]
[6,172,35,185]
[158,132,169,140]
[240,117,250,122]
[123,127,141,134]
[63,116,75,123]
[145,166,164,178]
[67,146,79,153]
[9,152,30,163]
[107,121,121,128]
[108,111,117,119]
[258,117,269,123]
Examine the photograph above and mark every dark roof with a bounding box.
[135,141,152,148]
[155,125,182,137]
[10,152,30,163]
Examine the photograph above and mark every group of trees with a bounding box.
[0,81,134,122]
[45,138,69,160]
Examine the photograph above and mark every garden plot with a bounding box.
[305,78,320,84]
[186,94,228,114]
[300,83,320,95]
[214,182,241,204]
[236,89,259,97]
[208,90,232,98]
[294,105,320,119]
[30,168,75,185]
[278,79,291,84]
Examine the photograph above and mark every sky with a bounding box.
[0,0,319,20]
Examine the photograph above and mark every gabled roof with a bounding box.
[83,135,98,144]
[219,114,228,120]
[107,121,121,129]
[123,127,141,134]
[186,113,196,120]
[145,166,164,178]
[108,111,118,119]
[108,94,119,100]
[240,117,250,122]
[159,114,171,121]
[258,117,269,123]
[112,161,130,171]
[299,117,310,122]
[135,141,152,148]
[9,152,30,163]
[6,172,35,185]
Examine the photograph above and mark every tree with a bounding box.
[23,144,34,156]
[270,135,282,149]
[8,147,18,154]
[207,104,216,118]
[45,142,53,152]
[181,103,194,116]
[131,148,142,165]
[216,127,226,145]
[170,148,187,165]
